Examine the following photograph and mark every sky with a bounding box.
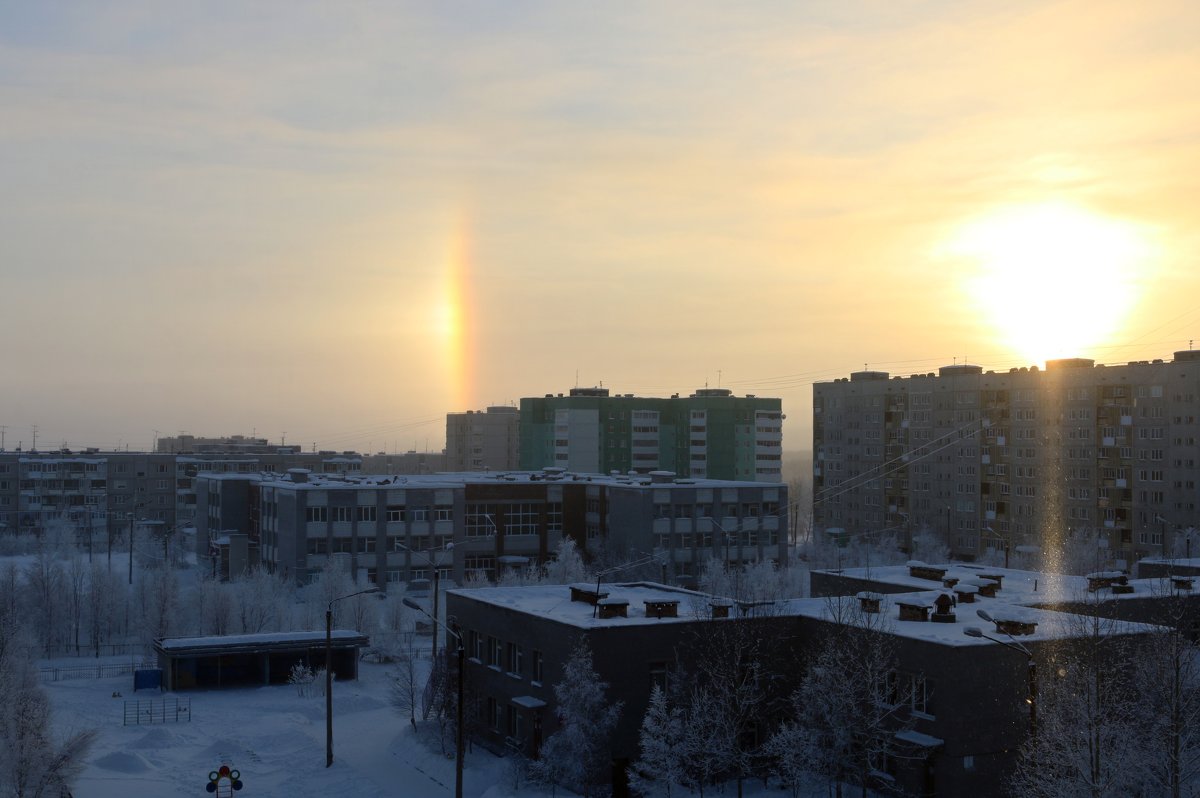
[2,1,1199,455]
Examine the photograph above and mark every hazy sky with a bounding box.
[3,1,1198,455]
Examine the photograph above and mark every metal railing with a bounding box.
[123,697,191,726]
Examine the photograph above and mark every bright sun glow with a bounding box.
[945,202,1153,364]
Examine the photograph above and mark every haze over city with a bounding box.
[3,1,1198,453]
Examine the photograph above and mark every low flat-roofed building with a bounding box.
[153,630,369,691]
[447,576,1163,797]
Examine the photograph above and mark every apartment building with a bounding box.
[196,469,787,586]
[813,350,1200,564]
[520,387,783,481]
[445,406,520,471]
[0,449,366,545]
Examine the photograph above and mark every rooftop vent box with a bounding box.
[570,584,608,605]
[856,592,883,614]
[644,599,680,619]
[597,597,629,618]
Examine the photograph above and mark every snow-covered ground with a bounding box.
[43,654,814,797]
[43,657,551,798]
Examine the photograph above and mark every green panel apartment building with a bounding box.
[519,387,783,481]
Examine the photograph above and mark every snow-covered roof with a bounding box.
[155,630,369,656]
[450,581,1165,645]
[448,582,718,629]
[778,592,1161,646]
[815,563,1185,606]
[250,470,783,491]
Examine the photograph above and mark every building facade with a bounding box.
[195,469,787,586]
[520,387,783,481]
[814,351,1200,564]
[0,448,367,547]
[447,573,1163,798]
[445,406,520,472]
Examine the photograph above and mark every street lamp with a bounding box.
[403,597,465,798]
[326,586,381,767]
[396,541,454,662]
[964,609,1036,747]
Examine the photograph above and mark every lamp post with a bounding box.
[983,526,1010,569]
[964,610,1036,748]
[326,586,381,767]
[702,516,735,569]
[396,541,454,663]
[403,597,464,798]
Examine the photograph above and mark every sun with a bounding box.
[943,202,1153,364]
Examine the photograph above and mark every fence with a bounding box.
[123,697,191,726]
[39,660,150,683]
[41,642,147,659]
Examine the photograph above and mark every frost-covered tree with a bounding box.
[133,563,180,646]
[85,561,124,655]
[64,551,88,655]
[789,596,914,798]
[632,685,687,796]
[909,527,950,564]
[389,635,422,730]
[763,693,820,798]
[24,549,65,654]
[0,599,95,798]
[531,640,622,797]
[233,568,291,633]
[1132,595,1200,798]
[543,537,588,585]
[196,575,235,635]
[1009,610,1145,798]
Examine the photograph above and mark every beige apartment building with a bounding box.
[813,350,1200,566]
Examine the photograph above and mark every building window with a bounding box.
[546,502,563,535]
[357,506,377,522]
[487,697,500,731]
[488,637,502,668]
[435,506,453,522]
[506,642,523,676]
[333,506,353,523]
[532,650,544,683]
[466,504,496,537]
[506,706,522,741]
[386,506,404,523]
[506,503,539,535]
[408,507,429,522]
[649,661,672,693]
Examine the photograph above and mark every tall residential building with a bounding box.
[519,387,783,481]
[445,406,520,471]
[813,351,1200,566]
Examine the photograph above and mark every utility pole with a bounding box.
[31,425,37,451]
